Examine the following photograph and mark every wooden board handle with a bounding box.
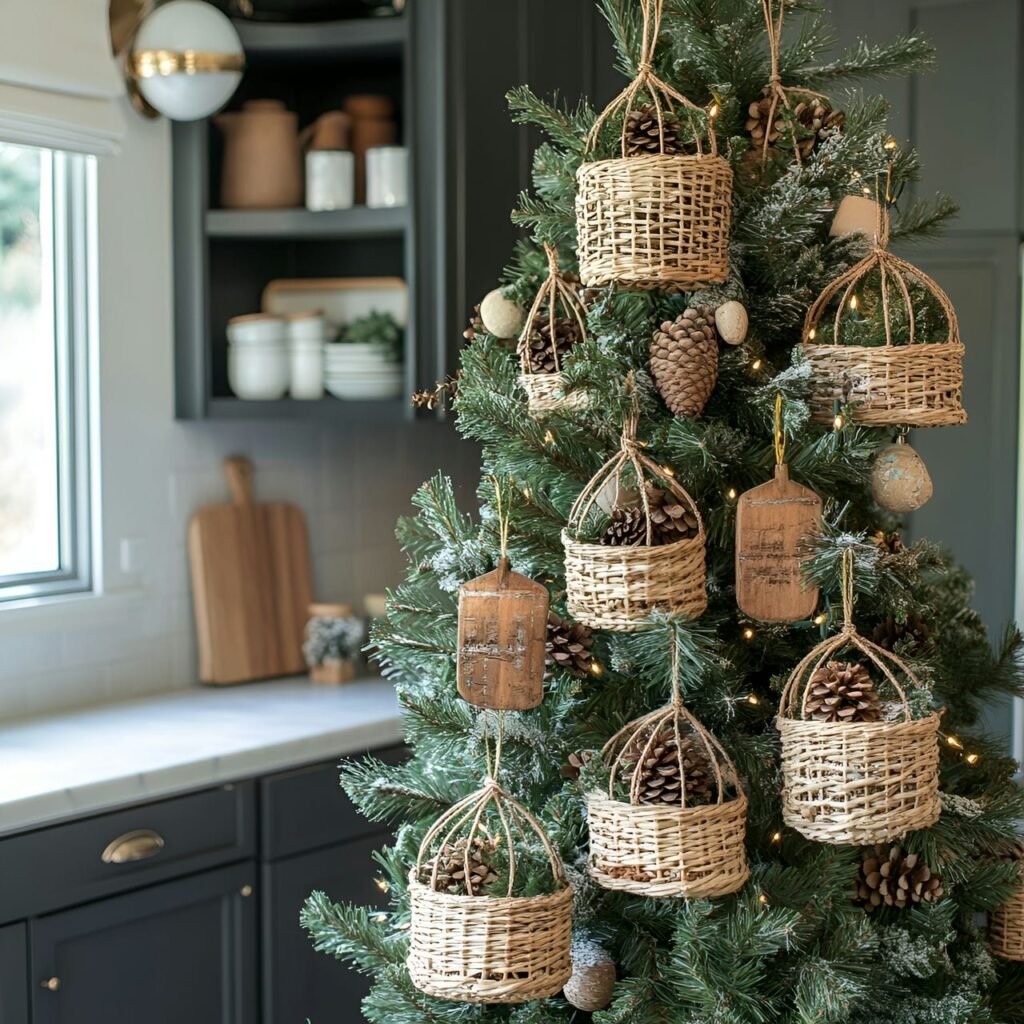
[224,455,254,505]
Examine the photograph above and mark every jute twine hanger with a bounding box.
[585,0,717,159]
[416,711,565,896]
[757,0,827,167]
[517,243,587,375]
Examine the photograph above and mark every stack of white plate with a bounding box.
[324,342,403,400]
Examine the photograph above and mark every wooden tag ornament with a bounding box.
[735,397,822,622]
[457,556,549,710]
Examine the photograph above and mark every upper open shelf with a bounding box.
[234,16,407,62]
[205,205,409,240]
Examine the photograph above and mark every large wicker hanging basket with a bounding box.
[574,0,731,291]
[588,698,748,898]
[517,243,590,418]
[776,555,941,845]
[563,408,706,631]
[802,201,966,428]
[990,847,1024,962]
[407,780,572,1004]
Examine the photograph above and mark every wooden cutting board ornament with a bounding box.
[735,396,822,622]
[188,455,314,684]
[456,482,549,710]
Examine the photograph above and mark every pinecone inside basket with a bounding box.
[855,844,944,911]
[546,611,594,680]
[624,102,684,157]
[805,661,883,723]
[650,307,719,418]
[621,726,718,806]
[520,312,579,374]
[426,838,499,896]
[601,485,699,547]
[872,612,931,653]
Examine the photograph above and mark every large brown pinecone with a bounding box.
[624,102,684,157]
[745,91,844,161]
[520,313,579,373]
[427,838,499,896]
[546,611,594,680]
[621,727,717,806]
[793,99,845,159]
[650,307,719,417]
[805,661,882,723]
[855,844,944,911]
[601,485,700,547]
[872,612,930,653]
[871,531,904,556]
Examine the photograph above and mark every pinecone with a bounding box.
[621,726,717,805]
[520,313,579,373]
[871,530,904,556]
[561,749,596,780]
[624,102,683,157]
[650,307,719,417]
[872,612,930,653]
[546,611,594,680]
[805,661,883,723]
[855,844,944,911]
[793,99,845,159]
[744,94,784,152]
[645,485,700,544]
[427,838,499,896]
[463,303,483,341]
[601,505,649,547]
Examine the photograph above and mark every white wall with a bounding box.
[0,106,478,721]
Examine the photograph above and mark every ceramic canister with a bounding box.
[306,150,355,211]
[366,146,408,208]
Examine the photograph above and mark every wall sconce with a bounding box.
[114,0,245,121]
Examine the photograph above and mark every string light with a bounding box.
[746,692,760,705]
[833,413,844,430]
[543,429,555,445]
[708,101,720,119]
[727,487,738,500]
[375,878,390,893]
[742,626,755,641]
[849,295,859,311]
[661,465,675,477]
[522,486,532,501]
[589,661,603,677]
[813,613,827,626]
[771,831,782,844]
[751,358,762,370]
[884,136,897,150]
[807,327,816,341]
[945,734,964,751]
[965,753,980,766]
[758,893,769,906]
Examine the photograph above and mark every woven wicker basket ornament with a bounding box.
[517,242,589,418]
[990,846,1024,961]
[407,777,572,1003]
[777,551,941,845]
[563,401,707,631]
[588,650,748,898]
[574,0,732,291]
[802,200,966,428]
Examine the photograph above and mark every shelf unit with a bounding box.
[172,12,420,420]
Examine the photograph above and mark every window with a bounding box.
[0,142,93,601]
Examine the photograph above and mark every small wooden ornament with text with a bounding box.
[457,557,549,710]
[735,464,821,622]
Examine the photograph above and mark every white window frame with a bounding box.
[0,147,95,603]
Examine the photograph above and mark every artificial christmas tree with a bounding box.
[303,2,1024,1021]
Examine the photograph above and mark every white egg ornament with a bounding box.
[714,300,749,346]
[871,438,933,513]
[479,288,527,339]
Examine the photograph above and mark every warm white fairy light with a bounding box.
[833,413,844,430]
[589,661,603,677]
[375,878,390,893]
[746,692,760,705]
[742,627,755,641]
[727,487,738,500]
[813,613,827,626]
[661,465,675,477]
[751,358,763,370]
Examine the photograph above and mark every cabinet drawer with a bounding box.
[260,745,407,860]
[0,783,255,924]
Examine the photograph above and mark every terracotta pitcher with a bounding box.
[216,100,304,209]
[307,110,351,151]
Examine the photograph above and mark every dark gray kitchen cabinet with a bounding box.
[0,923,28,1024]
[30,862,257,1024]
[262,834,386,1023]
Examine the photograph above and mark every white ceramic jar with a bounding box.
[227,313,289,399]
[306,150,355,211]
[285,311,326,399]
[365,145,408,208]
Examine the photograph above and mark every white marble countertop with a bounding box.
[0,677,402,837]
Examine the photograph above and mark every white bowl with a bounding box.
[229,345,289,400]
[326,377,403,400]
[227,313,286,346]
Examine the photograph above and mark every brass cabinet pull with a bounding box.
[101,828,165,864]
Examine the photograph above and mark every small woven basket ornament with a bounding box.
[407,733,572,1004]
[575,0,732,290]
[990,845,1024,962]
[588,647,749,897]
[517,243,589,417]
[562,398,707,631]
[777,550,941,845]
[802,194,966,428]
